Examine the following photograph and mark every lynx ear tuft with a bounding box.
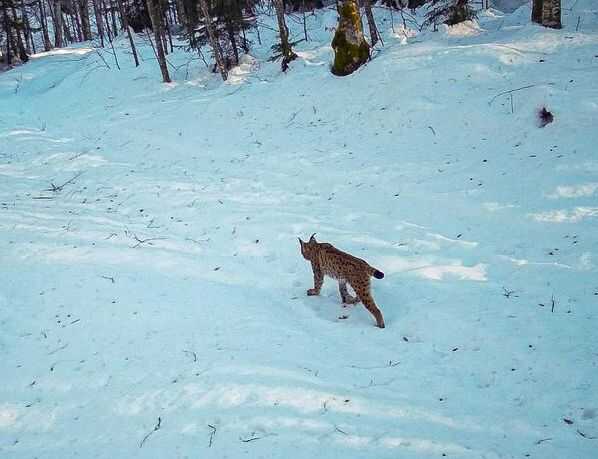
[309,233,317,242]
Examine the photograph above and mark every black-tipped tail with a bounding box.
[373,270,384,279]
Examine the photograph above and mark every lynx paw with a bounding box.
[307,289,319,296]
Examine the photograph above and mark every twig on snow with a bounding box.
[349,360,399,370]
[489,83,555,106]
[139,417,162,448]
[45,171,84,192]
[577,429,597,440]
[183,350,198,362]
[130,233,166,248]
[47,343,68,355]
[535,437,552,444]
[239,432,275,443]
[208,424,217,447]
[334,425,348,435]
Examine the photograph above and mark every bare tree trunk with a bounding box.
[272,0,297,71]
[146,0,171,82]
[39,0,53,50]
[532,0,561,29]
[225,18,238,65]
[100,0,112,39]
[116,0,139,65]
[10,3,28,60]
[163,6,174,53]
[91,0,105,46]
[532,0,541,24]
[362,0,379,47]
[73,6,83,41]
[78,0,92,40]
[62,10,73,42]
[20,0,33,54]
[331,0,369,76]
[542,0,561,29]
[2,4,13,65]
[109,0,118,35]
[198,0,227,80]
[53,0,64,47]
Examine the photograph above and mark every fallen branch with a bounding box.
[208,424,216,447]
[334,426,348,435]
[130,234,166,248]
[139,417,162,448]
[489,83,555,106]
[183,350,198,362]
[577,429,597,440]
[239,432,275,443]
[45,171,84,193]
[349,360,399,370]
[535,437,552,445]
[47,343,68,355]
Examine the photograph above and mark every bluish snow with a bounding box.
[1,2,597,458]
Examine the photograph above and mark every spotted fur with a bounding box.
[299,234,385,328]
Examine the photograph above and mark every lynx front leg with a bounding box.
[339,281,358,305]
[307,263,323,296]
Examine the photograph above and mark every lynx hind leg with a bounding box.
[339,281,358,305]
[352,279,385,328]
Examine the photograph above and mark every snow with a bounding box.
[1,1,598,458]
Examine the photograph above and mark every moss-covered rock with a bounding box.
[331,0,370,76]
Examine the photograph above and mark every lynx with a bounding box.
[299,234,385,328]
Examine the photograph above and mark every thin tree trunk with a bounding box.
[272,0,296,71]
[53,0,64,47]
[362,0,379,47]
[198,0,227,80]
[78,0,92,40]
[10,3,28,61]
[73,6,83,41]
[2,4,12,65]
[163,7,174,53]
[116,0,139,65]
[20,0,32,54]
[101,0,112,39]
[531,0,542,24]
[146,0,171,82]
[62,10,73,42]
[225,18,238,65]
[92,0,105,46]
[110,0,118,35]
[39,0,53,50]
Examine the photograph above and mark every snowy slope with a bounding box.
[1,2,598,458]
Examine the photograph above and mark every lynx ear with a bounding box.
[298,237,304,246]
[309,233,317,243]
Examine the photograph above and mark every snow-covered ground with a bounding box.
[1,2,598,458]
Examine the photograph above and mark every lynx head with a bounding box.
[298,233,318,261]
